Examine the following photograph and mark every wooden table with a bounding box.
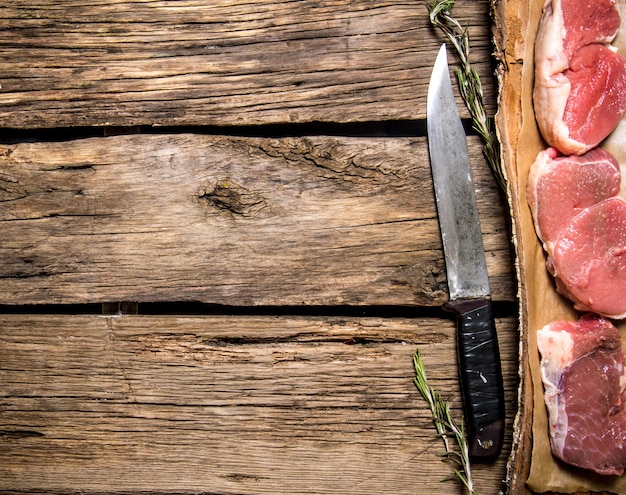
[0,1,522,494]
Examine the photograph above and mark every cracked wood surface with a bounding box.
[0,2,521,494]
[0,314,518,495]
[0,133,514,306]
[0,0,495,128]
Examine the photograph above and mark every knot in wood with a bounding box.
[198,179,268,217]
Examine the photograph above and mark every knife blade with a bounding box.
[426,43,505,460]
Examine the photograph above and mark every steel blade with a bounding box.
[427,44,490,301]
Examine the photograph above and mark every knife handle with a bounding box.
[444,297,505,461]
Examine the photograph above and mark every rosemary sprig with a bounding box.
[427,0,506,193]
[413,350,477,495]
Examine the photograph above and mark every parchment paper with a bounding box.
[496,0,626,492]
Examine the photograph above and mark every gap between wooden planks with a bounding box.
[0,133,515,307]
[0,0,496,128]
[0,313,518,495]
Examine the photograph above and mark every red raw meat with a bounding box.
[527,147,626,318]
[550,197,626,318]
[537,314,626,476]
[527,147,621,249]
[561,0,621,57]
[534,0,626,155]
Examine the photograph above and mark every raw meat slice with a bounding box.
[534,0,626,155]
[527,147,621,250]
[527,147,626,319]
[537,314,626,476]
[550,197,626,319]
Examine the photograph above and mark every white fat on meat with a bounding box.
[537,314,626,476]
[537,323,574,455]
[527,147,626,319]
[534,0,626,155]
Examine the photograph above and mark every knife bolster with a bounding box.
[444,297,492,315]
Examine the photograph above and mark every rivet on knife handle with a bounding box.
[444,298,505,459]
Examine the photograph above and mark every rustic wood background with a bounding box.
[0,0,496,127]
[0,134,513,306]
[0,1,521,494]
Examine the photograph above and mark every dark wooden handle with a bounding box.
[444,298,505,461]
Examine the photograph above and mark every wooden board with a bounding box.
[0,313,518,495]
[494,0,626,493]
[0,0,496,128]
[0,3,520,494]
[0,134,515,306]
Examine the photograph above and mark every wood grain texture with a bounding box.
[0,313,518,495]
[0,0,496,128]
[0,133,515,306]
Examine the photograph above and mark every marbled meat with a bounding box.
[534,0,626,155]
[537,314,626,476]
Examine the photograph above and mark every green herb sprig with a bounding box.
[427,0,506,193]
[413,350,477,495]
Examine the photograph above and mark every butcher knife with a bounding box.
[426,44,505,460]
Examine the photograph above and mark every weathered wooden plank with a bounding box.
[0,0,496,128]
[0,313,518,494]
[0,134,514,306]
